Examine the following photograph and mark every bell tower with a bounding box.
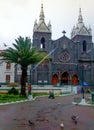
[71,8,92,43]
[32,3,52,53]
[71,8,93,60]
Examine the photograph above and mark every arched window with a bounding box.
[40,37,45,49]
[6,62,11,69]
[83,40,87,52]
[6,75,10,83]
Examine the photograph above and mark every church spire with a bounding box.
[78,8,83,24]
[71,8,92,38]
[33,2,51,33]
[39,3,45,23]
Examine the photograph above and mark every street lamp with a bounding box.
[81,86,85,99]
[80,64,87,105]
[30,65,33,84]
[81,64,90,99]
[81,65,84,99]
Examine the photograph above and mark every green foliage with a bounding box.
[0,94,27,103]
[0,36,48,96]
[0,36,48,66]
[8,87,19,95]
[7,82,20,87]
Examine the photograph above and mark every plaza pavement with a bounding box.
[0,94,94,130]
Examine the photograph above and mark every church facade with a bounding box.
[31,4,94,86]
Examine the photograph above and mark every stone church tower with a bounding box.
[31,3,52,84]
[31,4,94,87]
[71,8,94,86]
[33,3,51,52]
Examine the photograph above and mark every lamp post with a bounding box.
[81,64,90,99]
[29,65,33,84]
[80,64,86,105]
[81,65,84,99]
[81,86,84,99]
[59,71,61,86]
[30,68,31,84]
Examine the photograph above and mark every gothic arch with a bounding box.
[61,72,69,85]
[72,74,79,85]
[52,74,59,85]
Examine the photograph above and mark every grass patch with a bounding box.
[0,91,72,103]
[0,94,27,103]
[88,101,94,105]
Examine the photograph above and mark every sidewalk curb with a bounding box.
[0,98,36,106]
[72,101,94,106]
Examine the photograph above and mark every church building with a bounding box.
[31,3,94,86]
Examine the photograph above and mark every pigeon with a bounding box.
[71,115,79,120]
[60,123,64,129]
[28,120,34,126]
[3,43,7,47]
[71,115,79,124]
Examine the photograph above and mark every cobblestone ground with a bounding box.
[0,94,94,130]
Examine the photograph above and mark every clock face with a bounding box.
[59,51,70,62]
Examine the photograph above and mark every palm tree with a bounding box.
[0,36,47,96]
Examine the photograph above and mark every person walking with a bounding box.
[28,83,32,100]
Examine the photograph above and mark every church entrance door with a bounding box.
[72,74,79,85]
[52,74,59,85]
[61,72,69,85]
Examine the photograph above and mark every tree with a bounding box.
[0,36,47,96]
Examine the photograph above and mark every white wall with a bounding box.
[0,62,15,84]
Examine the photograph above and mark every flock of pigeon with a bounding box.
[28,115,79,129]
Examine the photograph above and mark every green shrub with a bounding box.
[8,87,19,95]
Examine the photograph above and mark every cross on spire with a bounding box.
[78,8,83,23]
[62,30,66,35]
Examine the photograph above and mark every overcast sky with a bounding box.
[0,0,94,49]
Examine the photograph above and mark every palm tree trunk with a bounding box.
[20,66,28,96]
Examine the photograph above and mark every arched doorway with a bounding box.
[52,74,59,85]
[72,74,79,85]
[61,72,69,85]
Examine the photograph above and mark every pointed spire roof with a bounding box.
[71,8,92,38]
[33,2,51,33]
[77,8,84,29]
[78,8,83,24]
[39,3,45,23]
